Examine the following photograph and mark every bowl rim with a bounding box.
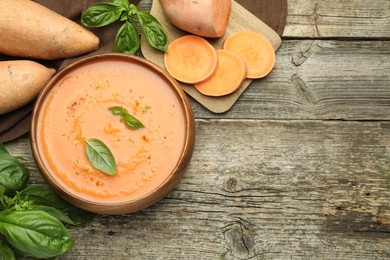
[30,53,195,214]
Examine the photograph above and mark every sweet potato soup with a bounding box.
[36,58,186,203]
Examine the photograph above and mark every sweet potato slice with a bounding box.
[160,0,231,38]
[0,60,55,114]
[195,50,246,96]
[223,30,275,79]
[0,0,99,60]
[164,35,218,84]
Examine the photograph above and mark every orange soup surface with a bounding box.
[37,59,186,203]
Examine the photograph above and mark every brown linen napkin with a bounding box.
[0,0,287,143]
[236,0,287,36]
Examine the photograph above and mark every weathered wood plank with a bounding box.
[190,40,390,120]
[139,0,390,39]
[284,0,390,38]
[6,119,390,259]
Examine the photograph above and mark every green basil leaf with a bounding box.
[29,205,90,227]
[25,205,75,224]
[109,0,130,9]
[0,155,29,194]
[114,21,140,54]
[18,184,68,209]
[0,210,73,259]
[0,185,5,198]
[108,106,125,115]
[84,138,117,175]
[0,143,9,155]
[0,243,15,260]
[109,106,144,129]
[81,2,123,27]
[124,113,145,129]
[18,184,96,227]
[137,11,168,53]
[61,205,96,227]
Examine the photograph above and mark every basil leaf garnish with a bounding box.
[84,138,117,175]
[81,3,123,27]
[109,106,144,129]
[137,11,168,53]
[114,21,140,54]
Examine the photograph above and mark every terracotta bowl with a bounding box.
[31,53,195,215]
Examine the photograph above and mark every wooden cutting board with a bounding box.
[141,0,281,113]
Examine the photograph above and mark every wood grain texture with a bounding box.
[5,119,390,259]
[189,40,390,120]
[3,0,390,259]
[284,0,390,38]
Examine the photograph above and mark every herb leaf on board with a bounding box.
[137,11,168,53]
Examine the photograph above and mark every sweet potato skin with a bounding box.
[0,60,55,114]
[0,0,99,60]
[160,0,231,38]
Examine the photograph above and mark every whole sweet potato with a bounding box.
[0,60,55,114]
[160,0,231,38]
[0,0,99,60]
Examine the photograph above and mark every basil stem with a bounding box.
[114,21,140,54]
[137,11,168,53]
[81,2,123,27]
[84,138,117,175]
[109,106,144,129]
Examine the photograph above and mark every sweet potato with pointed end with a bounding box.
[164,35,218,84]
[223,30,275,79]
[195,50,246,96]
[0,60,55,114]
[160,0,231,38]
[0,0,99,60]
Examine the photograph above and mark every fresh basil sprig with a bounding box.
[81,0,168,54]
[84,138,117,175]
[0,143,95,259]
[0,210,74,259]
[109,106,144,129]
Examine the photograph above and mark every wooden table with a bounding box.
[6,0,389,259]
